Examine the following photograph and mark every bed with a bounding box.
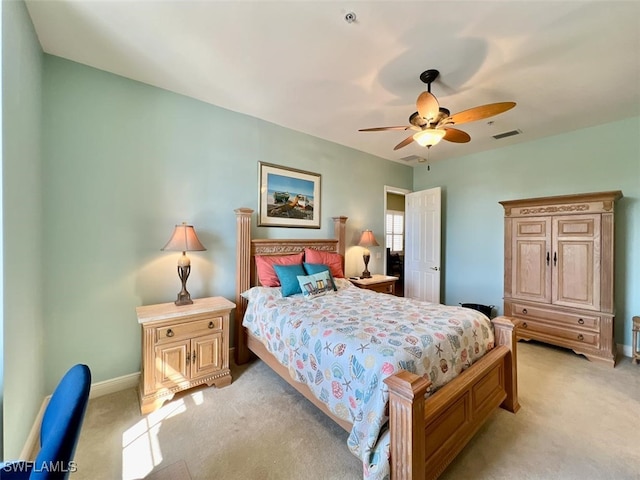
[234,208,520,480]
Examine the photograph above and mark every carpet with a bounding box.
[145,460,191,480]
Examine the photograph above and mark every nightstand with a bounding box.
[137,297,235,414]
[349,274,398,295]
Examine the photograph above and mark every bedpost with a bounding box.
[235,208,254,365]
[384,371,430,480]
[332,216,347,257]
[491,316,521,413]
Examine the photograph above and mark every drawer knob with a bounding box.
[166,329,174,337]
[522,322,528,328]
[577,334,584,341]
[522,308,528,315]
[578,318,584,325]
[208,321,215,329]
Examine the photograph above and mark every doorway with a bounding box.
[383,185,411,296]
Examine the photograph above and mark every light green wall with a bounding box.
[2,0,44,458]
[414,116,640,348]
[42,55,412,389]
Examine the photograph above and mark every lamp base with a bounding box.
[175,265,193,306]
[175,292,193,306]
[361,253,372,278]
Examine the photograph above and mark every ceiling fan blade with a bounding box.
[393,135,415,151]
[450,101,516,125]
[359,126,411,132]
[416,92,440,122]
[443,127,471,143]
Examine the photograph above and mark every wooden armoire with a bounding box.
[500,191,622,366]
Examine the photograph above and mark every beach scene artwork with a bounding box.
[266,172,314,220]
[259,162,321,228]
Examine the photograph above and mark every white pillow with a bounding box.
[296,270,336,299]
[240,285,283,302]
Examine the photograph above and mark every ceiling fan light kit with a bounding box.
[413,129,446,147]
[359,69,516,157]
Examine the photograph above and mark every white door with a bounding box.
[404,187,442,303]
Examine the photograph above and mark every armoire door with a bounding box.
[552,214,601,311]
[511,216,551,303]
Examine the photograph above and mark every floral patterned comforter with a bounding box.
[242,278,495,480]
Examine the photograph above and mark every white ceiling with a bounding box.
[25,1,640,165]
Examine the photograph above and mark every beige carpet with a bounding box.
[145,460,191,480]
[71,342,640,479]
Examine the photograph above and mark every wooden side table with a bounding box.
[349,274,398,295]
[633,316,640,364]
[137,297,235,414]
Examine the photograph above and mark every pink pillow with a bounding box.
[255,252,304,287]
[304,248,344,278]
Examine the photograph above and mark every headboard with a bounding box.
[234,208,347,364]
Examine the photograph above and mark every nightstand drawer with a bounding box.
[349,275,398,295]
[368,282,395,294]
[155,315,222,343]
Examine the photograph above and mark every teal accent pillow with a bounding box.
[296,270,336,299]
[303,263,338,291]
[273,264,307,297]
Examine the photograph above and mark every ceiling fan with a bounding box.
[359,69,516,151]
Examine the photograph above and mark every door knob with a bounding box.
[430,266,440,271]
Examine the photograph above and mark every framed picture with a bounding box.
[258,162,321,228]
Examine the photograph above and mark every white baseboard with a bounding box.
[89,372,140,399]
[19,399,47,460]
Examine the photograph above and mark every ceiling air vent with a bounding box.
[493,129,522,140]
[400,155,426,163]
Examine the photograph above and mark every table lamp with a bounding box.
[162,222,206,305]
[358,230,379,279]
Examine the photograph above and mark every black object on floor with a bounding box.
[460,303,494,318]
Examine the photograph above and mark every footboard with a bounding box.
[384,316,519,480]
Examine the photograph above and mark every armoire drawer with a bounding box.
[518,318,600,348]
[512,303,600,332]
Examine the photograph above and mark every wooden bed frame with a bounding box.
[234,208,520,480]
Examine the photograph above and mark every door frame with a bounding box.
[383,185,412,275]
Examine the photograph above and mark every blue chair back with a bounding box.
[32,364,91,479]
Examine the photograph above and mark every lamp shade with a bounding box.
[358,230,379,248]
[413,128,446,147]
[162,223,207,252]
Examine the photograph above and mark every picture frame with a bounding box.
[258,162,321,228]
